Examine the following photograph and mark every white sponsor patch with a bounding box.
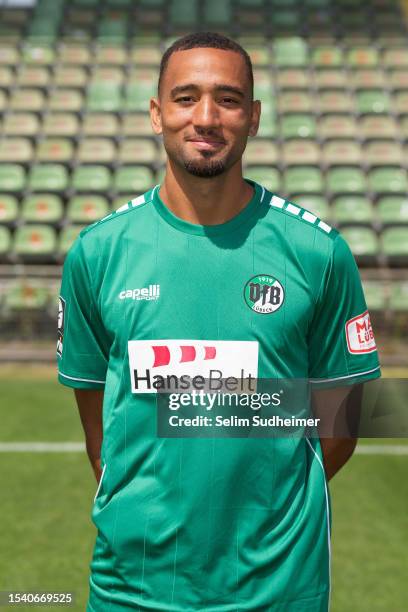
[128,339,259,393]
[345,310,377,354]
[57,296,65,357]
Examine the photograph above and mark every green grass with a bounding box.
[0,368,407,611]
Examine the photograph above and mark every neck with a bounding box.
[158,162,255,226]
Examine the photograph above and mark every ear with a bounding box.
[249,99,261,138]
[150,97,162,135]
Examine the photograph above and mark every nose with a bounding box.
[192,95,220,130]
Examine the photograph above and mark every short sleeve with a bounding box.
[57,235,110,389]
[308,233,381,387]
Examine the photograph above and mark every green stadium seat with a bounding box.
[43,113,79,137]
[0,226,11,261]
[273,38,308,67]
[341,227,379,262]
[284,167,323,194]
[0,45,20,65]
[77,138,116,164]
[58,44,91,65]
[54,66,87,88]
[28,164,68,191]
[130,46,161,66]
[16,66,50,87]
[0,164,25,192]
[356,90,390,114]
[360,116,398,139]
[368,168,408,193]
[388,70,408,89]
[97,16,127,44]
[244,140,278,165]
[21,45,55,65]
[122,114,155,137]
[113,166,154,193]
[95,45,128,65]
[332,196,373,224]
[314,69,347,89]
[170,0,199,26]
[326,167,366,194]
[21,194,63,224]
[381,228,408,263]
[347,47,379,67]
[83,113,119,136]
[322,140,362,166]
[282,140,320,165]
[3,113,40,136]
[13,224,57,262]
[0,66,13,88]
[276,69,308,89]
[319,91,353,113]
[317,115,357,139]
[49,89,83,112]
[382,48,408,68]
[0,195,18,224]
[361,280,387,312]
[125,72,157,112]
[254,69,273,100]
[393,92,408,115]
[376,196,408,224]
[271,9,300,28]
[0,138,33,163]
[36,138,74,163]
[118,139,156,164]
[351,69,386,89]
[57,225,84,258]
[67,195,109,223]
[278,91,313,113]
[244,167,281,192]
[389,282,408,312]
[280,115,316,138]
[311,46,343,67]
[294,195,330,220]
[257,112,277,137]
[10,88,45,111]
[364,141,403,166]
[203,0,231,25]
[3,281,50,311]
[72,165,112,191]
[86,83,122,112]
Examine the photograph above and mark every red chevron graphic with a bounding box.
[180,345,196,362]
[151,344,216,367]
[152,345,170,367]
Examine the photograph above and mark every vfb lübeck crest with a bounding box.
[244,274,284,314]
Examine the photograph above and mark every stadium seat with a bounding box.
[10,88,45,111]
[16,66,50,87]
[49,89,83,112]
[326,167,366,194]
[319,91,354,113]
[3,280,50,311]
[0,164,25,192]
[36,138,74,163]
[125,81,156,112]
[276,69,308,89]
[77,138,116,164]
[322,140,362,166]
[388,70,408,89]
[311,46,343,67]
[54,66,87,88]
[83,113,119,136]
[28,164,68,191]
[91,67,125,85]
[0,44,20,65]
[130,45,161,66]
[244,140,278,165]
[284,167,323,194]
[364,141,404,166]
[0,226,11,261]
[118,139,156,164]
[3,113,39,137]
[381,228,408,264]
[341,227,379,263]
[376,196,408,224]
[280,115,316,139]
[273,38,308,67]
[86,83,122,112]
[113,166,155,193]
[389,282,408,311]
[21,45,55,65]
[332,196,373,224]
[0,195,18,224]
[95,45,128,65]
[360,116,398,139]
[317,115,357,139]
[361,280,387,311]
[72,165,112,191]
[13,224,57,262]
[0,138,33,163]
[256,112,277,137]
[294,195,330,220]
[368,168,408,193]
[393,92,408,115]
[170,0,199,26]
[347,47,379,67]
[67,196,109,223]
[313,69,347,89]
[57,225,84,258]
[21,194,63,224]
[122,114,155,137]
[278,92,313,113]
[43,113,79,137]
[203,0,231,25]
[282,140,320,165]
[58,44,91,64]
[351,69,386,89]
[244,167,281,192]
[382,48,408,68]
[0,66,13,88]
[356,90,390,114]
[247,47,271,68]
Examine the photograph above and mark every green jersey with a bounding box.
[57,178,380,612]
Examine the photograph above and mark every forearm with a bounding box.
[319,437,357,480]
[74,388,104,483]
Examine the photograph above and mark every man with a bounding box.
[57,32,381,612]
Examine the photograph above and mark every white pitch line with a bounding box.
[0,442,407,454]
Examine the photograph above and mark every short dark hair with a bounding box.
[158,31,254,100]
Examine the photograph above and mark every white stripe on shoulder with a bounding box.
[131,194,145,207]
[116,202,129,213]
[269,195,285,208]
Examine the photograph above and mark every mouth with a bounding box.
[187,139,225,151]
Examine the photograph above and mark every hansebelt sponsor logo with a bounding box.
[119,284,160,301]
[346,310,377,354]
[56,296,65,356]
[128,340,259,394]
[244,274,284,314]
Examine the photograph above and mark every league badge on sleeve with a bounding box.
[345,310,377,354]
[57,296,66,357]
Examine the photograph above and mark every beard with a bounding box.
[183,156,227,178]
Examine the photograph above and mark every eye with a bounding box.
[176,96,193,103]
[221,98,238,104]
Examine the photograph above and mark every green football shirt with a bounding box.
[57,178,380,612]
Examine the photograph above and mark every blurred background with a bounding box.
[0,0,407,610]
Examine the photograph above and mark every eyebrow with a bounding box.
[170,83,245,99]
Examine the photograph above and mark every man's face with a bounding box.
[151,48,260,178]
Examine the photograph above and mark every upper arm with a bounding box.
[312,383,364,438]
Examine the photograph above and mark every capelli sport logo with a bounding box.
[244,274,284,314]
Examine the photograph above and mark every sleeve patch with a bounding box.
[57,296,66,357]
[345,310,377,354]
